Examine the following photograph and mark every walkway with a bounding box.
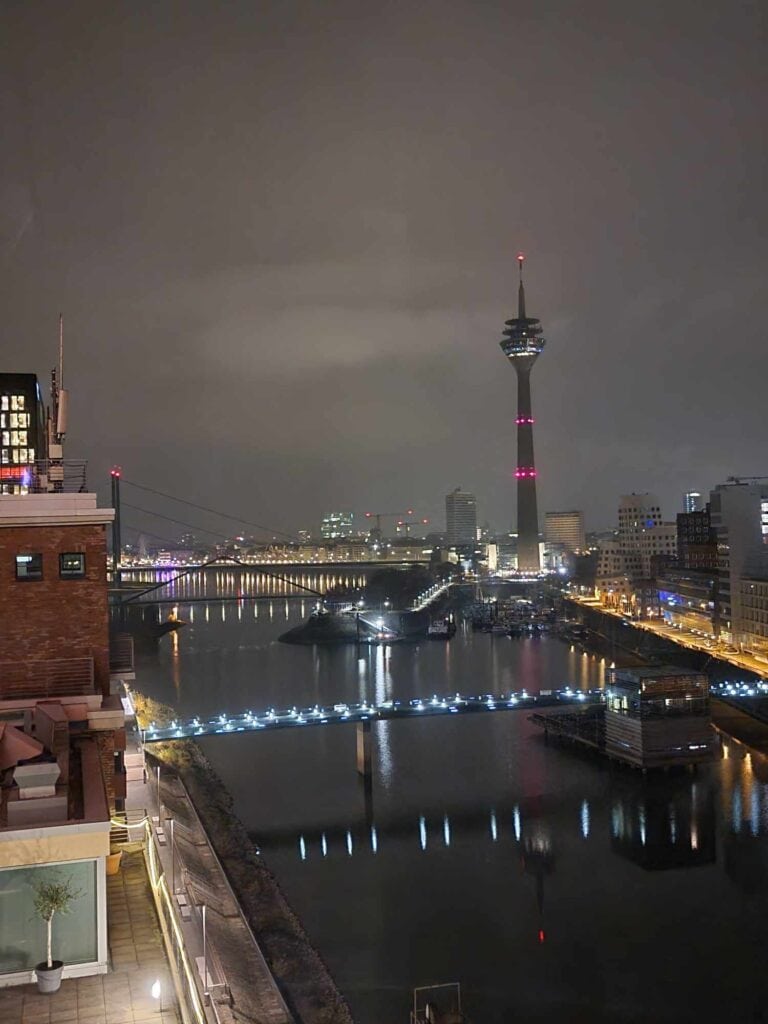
[123,709,293,1024]
[141,688,602,743]
[567,594,768,678]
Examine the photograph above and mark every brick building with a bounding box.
[0,494,113,697]
[0,485,130,987]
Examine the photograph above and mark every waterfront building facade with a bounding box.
[709,477,768,656]
[445,487,477,547]
[499,254,545,572]
[605,666,713,768]
[544,510,585,553]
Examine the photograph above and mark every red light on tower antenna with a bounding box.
[407,509,414,515]
[517,252,525,263]
[110,466,121,478]
[538,929,546,944]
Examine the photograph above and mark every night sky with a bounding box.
[2,1,766,541]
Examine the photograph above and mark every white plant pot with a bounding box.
[35,960,63,994]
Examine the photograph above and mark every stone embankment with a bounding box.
[134,694,354,1024]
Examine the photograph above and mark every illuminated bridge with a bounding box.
[141,687,604,748]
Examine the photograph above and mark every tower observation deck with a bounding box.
[499,254,546,572]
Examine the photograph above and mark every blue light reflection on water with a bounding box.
[131,591,768,1023]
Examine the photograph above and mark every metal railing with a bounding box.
[29,459,88,493]
[109,633,135,674]
[0,656,94,699]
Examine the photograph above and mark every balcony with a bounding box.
[0,656,95,701]
[1,459,89,493]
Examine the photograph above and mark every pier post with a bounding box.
[356,720,372,776]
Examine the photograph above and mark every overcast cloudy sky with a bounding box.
[2,1,766,541]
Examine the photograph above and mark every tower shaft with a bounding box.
[515,366,540,571]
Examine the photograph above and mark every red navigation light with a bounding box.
[365,512,372,518]
[517,252,525,262]
[538,929,545,944]
[407,509,414,515]
[110,466,121,478]
[422,518,429,524]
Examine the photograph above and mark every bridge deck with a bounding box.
[142,688,604,742]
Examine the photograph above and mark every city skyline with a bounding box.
[2,2,766,537]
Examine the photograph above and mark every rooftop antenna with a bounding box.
[517,252,526,320]
[55,309,68,442]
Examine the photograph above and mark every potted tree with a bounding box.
[32,876,82,993]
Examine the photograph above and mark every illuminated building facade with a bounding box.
[320,511,354,540]
[544,511,585,553]
[499,255,545,572]
[709,477,768,653]
[684,491,703,513]
[0,374,45,495]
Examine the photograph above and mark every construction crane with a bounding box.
[395,517,430,538]
[365,510,415,542]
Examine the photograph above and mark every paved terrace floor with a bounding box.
[0,853,179,1024]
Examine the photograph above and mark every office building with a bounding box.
[709,477,768,654]
[320,511,354,540]
[0,373,45,494]
[684,491,704,514]
[544,511,585,553]
[499,254,545,572]
[445,487,477,547]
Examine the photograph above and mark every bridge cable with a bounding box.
[121,479,298,542]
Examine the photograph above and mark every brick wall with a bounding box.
[0,523,110,696]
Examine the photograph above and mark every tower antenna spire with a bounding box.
[517,252,526,319]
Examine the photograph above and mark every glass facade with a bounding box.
[0,860,98,974]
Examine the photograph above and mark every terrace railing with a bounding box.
[0,656,94,700]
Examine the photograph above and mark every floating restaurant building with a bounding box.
[605,666,714,769]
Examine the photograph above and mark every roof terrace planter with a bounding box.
[32,876,83,994]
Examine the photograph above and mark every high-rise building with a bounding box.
[0,373,45,494]
[544,511,585,553]
[320,511,354,540]
[445,487,477,547]
[499,254,545,572]
[709,477,768,654]
[684,491,704,513]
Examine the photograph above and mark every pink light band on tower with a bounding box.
[515,417,535,425]
[515,468,537,479]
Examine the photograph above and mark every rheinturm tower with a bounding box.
[500,253,545,572]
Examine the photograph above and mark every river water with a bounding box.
[129,583,768,1023]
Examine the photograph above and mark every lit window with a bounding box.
[15,553,43,580]
[0,396,7,410]
[1,432,7,446]
[60,552,86,578]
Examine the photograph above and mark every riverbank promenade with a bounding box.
[123,709,293,1024]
